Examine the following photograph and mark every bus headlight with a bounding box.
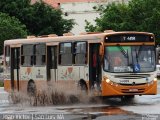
[105,78,118,86]
[148,78,156,86]
[154,78,157,81]
[106,79,110,83]
[104,77,118,86]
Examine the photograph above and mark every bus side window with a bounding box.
[59,42,72,65]
[21,45,34,66]
[74,42,87,65]
[35,44,46,66]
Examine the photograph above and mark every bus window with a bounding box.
[21,45,34,66]
[74,42,87,65]
[5,46,10,67]
[35,44,46,66]
[59,42,72,65]
[5,46,10,57]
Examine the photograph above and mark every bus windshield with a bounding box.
[104,46,155,73]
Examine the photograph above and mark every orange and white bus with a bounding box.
[3,31,157,98]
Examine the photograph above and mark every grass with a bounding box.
[0,81,3,87]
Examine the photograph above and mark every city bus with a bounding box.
[3,31,157,99]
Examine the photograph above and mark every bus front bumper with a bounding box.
[101,80,157,97]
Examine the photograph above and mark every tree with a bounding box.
[0,0,31,17]
[0,12,27,54]
[128,0,160,41]
[27,2,75,35]
[85,0,160,42]
[0,0,75,36]
[85,3,131,32]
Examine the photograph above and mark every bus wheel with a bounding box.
[78,79,87,94]
[27,80,36,96]
[69,95,79,104]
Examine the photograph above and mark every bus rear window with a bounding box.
[5,46,10,57]
[4,46,10,67]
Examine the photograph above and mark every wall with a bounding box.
[61,0,130,34]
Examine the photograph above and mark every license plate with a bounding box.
[129,89,138,92]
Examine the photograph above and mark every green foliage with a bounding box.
[85,3,131,32]
[0,81,3,87]
[0,12,27,54]
[0,0,31,17]
[128,0,160,42]
[29,2,75,35]
[0,0,75,36]
[85,0,160,42]
[85,20,97,32]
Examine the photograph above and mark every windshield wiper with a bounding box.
[118,46,128,58]
[135,46,143,63]
[135,48,139,63]
[138,45,142,56]
[117,45,129,65]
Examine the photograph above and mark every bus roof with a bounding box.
[4,31,154,46]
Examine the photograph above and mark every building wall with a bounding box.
[61,0,129,34]
[61,2,100,34]
[31,0,130,34]
[63,11,100,35]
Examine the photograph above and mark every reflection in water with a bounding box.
[80,106,130,115]
[57,103,134,120]
[58,105,130,115]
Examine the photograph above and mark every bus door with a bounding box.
[47,46,57,82]
[89,43,101,90]
[11,47,20,91]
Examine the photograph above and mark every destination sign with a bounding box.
[105,34,154,43]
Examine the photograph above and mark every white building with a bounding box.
[61,2,100,35]
[61,0,130,34]
[32,0,130,35]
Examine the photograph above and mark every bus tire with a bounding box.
[78,79,87,94]
[27,80,36,96]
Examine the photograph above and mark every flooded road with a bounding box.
[0,83,160,120]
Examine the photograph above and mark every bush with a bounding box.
[0,81,4,87]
